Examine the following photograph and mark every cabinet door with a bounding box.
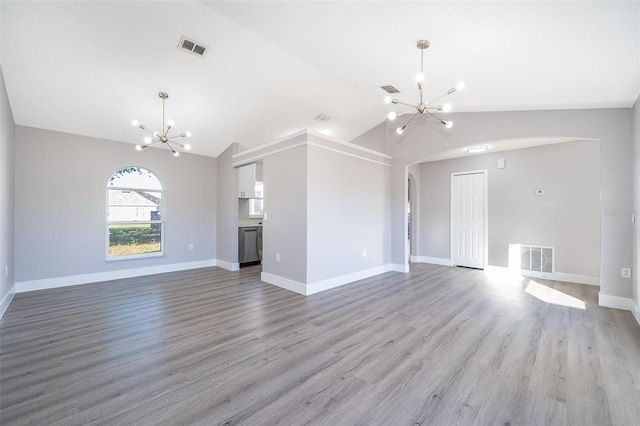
[238,163,256,198]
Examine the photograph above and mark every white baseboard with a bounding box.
[599,292,634,311]
[0,283,16,319]
[412,256,454,267]
[215,259,240,272]
[261,272,307,295]
[262,264,397,296]
[391,263,409,273]
[306,265,393,295]
[522,271,600,286]
[633,300,640,327]
[15,259,218,293]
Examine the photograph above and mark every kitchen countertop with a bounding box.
[238,220,262,227]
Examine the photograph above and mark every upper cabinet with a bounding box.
[238,163,256,199]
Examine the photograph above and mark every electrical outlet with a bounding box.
[362,249,367,257]
[188,244,194,251]
[276,253,280,262]
[621,268,631,278]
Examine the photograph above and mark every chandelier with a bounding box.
[385,40,465,134]
[132,92,192,157]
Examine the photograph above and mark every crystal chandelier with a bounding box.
[385,40,465,134]
[132,92,192,157]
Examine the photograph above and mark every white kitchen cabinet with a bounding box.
[238,163,256,199]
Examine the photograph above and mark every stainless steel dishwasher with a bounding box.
[238,226,262,265]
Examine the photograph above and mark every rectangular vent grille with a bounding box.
[178,36,208,57]
[314,114,331,122]
[510,244,555,274]
[380,85,400,94]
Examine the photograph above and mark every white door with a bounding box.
[452,172,485,269]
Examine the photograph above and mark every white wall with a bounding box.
[0,65,15,316]
[386,108,633,301]
[418,140,601,279]
[14,126,217,286]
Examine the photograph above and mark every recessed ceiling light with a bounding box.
[467,145,488,153]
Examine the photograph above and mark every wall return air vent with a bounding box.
[178,36,208,57]
[509,243,555,278]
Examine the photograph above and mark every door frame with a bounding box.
[450,170,488,269]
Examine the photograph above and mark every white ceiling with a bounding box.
[2,1,639,157]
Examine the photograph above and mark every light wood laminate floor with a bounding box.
[1,264,640,425]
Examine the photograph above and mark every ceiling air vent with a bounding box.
[380,85,400,94]
[178,36,208,58]
[314,114,331,122]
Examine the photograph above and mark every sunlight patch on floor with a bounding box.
[525,280,586,310]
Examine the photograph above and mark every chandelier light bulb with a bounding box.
[153,132,159,138]
[132,120,139,127]
[184,144,192,151]
[167,119,175,126]
[384,95,392,104]
[135,144,142,151]
[396,127,404,135]
[415,73,425,83]
[388,112,398,120]
[173,151,180,157]
[442,103,452,112]
[184,131,192,138]
[144,137,152,144]
[456,82,466,91]
[445,121,453,129]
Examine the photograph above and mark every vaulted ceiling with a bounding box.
[2,1,639,157]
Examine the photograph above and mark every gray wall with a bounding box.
[418,141,601,276]
[262,145,308,283]
[14,126,217,282]
[386,108,633,299]
[633,95,640,318]
[350,122,387,153]
[0,66,15,304]
[306,144,391,283]
[215,143,239,266]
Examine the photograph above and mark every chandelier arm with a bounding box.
[140,140,161,149]
[393,100,419,109]
[419,47,425,105]
[400,110,421,130]
[137,125,157,136]
[425,110,448,125]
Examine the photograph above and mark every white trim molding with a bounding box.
[391,263,410,273]
[633,299,640,327]
[411,256,454,267]
[306,265,393,295]
[15,259,218,293]
[263,265,395,296]
[261,272,307,295]
[0,283,16,319]
[215,259,240,272]
[598,292,634,311]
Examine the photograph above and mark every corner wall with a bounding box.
[633,95,640,324]
[387,108,633,305]
[418,140,601,283]
[0,65,15,317]
[14,126,217,291]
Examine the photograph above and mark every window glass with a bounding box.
[107,167,164,259]
[250,181,263,217]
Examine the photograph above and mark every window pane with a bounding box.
[254,181,264,198]
[250,199,263,217]
[108,189,162,222]
[108,167,162,189]
[109,224,162,256]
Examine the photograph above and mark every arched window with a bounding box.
[107,167,164,260]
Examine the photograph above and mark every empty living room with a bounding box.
[1,1,639,425]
